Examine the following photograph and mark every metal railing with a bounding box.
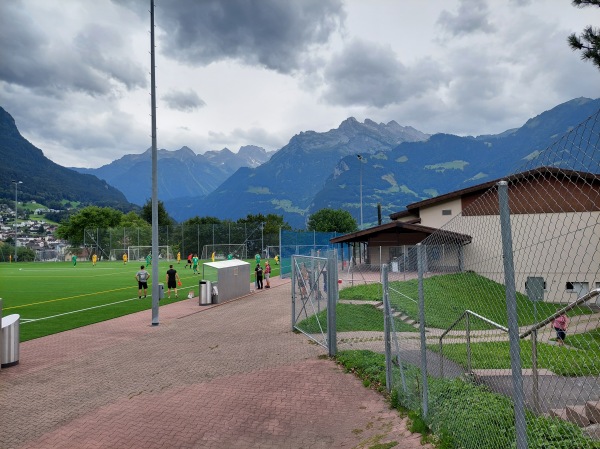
[438,288,600,412]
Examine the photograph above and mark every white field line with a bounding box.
[20,296,149,323]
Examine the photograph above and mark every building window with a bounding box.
[442,209,452,216]
[566,282,589,295]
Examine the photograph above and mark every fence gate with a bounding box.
[291,253,338,356]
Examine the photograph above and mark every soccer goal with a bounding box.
[127,245,173,262]
[201,244,248,260]
[264,245,280,259]
[109,248,128,261]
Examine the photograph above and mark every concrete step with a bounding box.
[585,400,600,424]
[583,423,600,440]
[550,408,568,421]
[566,405,592,427]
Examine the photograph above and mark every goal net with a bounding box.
[109,248,128,261]
[265,245,279,260]
[127,246,173,262]
[201,244,248,261]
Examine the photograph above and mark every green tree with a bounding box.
[307,209,358,233]
[56,206,123,244]
[140,200,174,226]
[120,211,151,229]
[264,214,292,234]
[17,246,36,262]
[236,213,291,234]
[568,0,600,70]
[183,216,221,225]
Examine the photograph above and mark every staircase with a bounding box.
[373,302,418,326]
[550,400,600,438]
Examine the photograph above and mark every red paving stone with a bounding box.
[1,278,432,449]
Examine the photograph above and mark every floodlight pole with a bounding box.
[12,180,22,262]
[150,0,159,326]
[357,154,363,229]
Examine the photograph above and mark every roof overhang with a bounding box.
[330,221,471,245]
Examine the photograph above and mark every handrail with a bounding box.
[519,288,600,339]
[437,288,600,378]
[439,309,508,341]
[388,286,417,304]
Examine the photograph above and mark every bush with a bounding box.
[336,350,600,449]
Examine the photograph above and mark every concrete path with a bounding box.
[0,278,432,449]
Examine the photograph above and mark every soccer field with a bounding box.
[0,259,278,342]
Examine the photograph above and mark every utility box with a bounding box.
[526,276,545,302]
[1,314,20,368]
[158,283,164,300]
[203,260,250,304]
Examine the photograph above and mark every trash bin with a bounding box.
[1,314,20,368]
[158,283,164,300]
[199,280,212,305]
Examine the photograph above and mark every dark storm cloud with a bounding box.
[0,2,146,96]
[162,89,206,112]
[321,40,443,108]
[148,0,345,73]
[437,0,495,36]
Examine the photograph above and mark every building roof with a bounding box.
[329,221,471,245]
[389,166,600,220]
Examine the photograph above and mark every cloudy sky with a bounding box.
[1,0,599,168]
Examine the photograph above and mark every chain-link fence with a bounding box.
[377,111,600,448]
[279,230,349,278]
[78,223,277,262]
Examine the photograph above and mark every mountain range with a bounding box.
[192,97,600,228]
[1,97,599,228]
[72,145,274,205]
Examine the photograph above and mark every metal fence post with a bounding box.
[382,264,392,392]
[498,180,528,449]
[466,312,472,374]
[327,251,337,357]
[417,243,429,418]
[532,329,540,413]
[291,255,296,331]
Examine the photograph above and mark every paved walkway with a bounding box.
[0,278,432,449]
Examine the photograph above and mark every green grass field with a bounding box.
[0,259,279,342]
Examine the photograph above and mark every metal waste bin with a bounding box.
[199,280,212,305]
[1,314,20,368]
[158,282,165,300]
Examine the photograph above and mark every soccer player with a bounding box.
[177,252,181,264]
[136,265,150,299]
[123,253,128,265]
[211,251,215,262]
[72,255,77,266]
[192,254,199,274]
[165,264,181,299]
[186,253,192,269]
[92,254,97,266]
[146,253,152,266]
[274,254,279,265]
